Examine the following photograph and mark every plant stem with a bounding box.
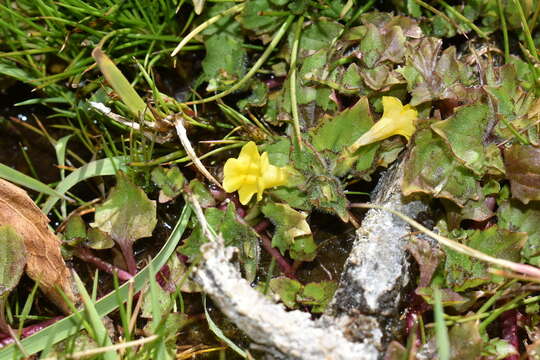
[118,242,138,275]
[514,0,540,62]
[0,316,63,348]
[436,0,488,39]
[497,0,510,63]
[289,16,304,150]
[74,248,133,281]
[260,232,295,278]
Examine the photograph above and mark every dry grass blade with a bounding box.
[174,119,222,188]
[64,335,158,359]
[0,179,77,313]
[350,203,540,279]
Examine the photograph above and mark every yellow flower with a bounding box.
[223,141,287,205]
[348,96,417,154]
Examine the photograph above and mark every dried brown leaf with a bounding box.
[0,179,77,313]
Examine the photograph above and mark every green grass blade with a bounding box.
[73,273,117,360]
[92,47,154,121]
[54,134,73,218]
[0,205,191,359]
[41,156,128,214]
[203,295,247,358]
[434,287,450,360]
[0,163,68,200]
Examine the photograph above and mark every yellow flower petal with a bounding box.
[223,158,244,192]
[349,96,417,151]
[238,181,258,205]
[238,141,260,163]
[259,153,287,189]
[222,141,288,205]
[381,96,404,119]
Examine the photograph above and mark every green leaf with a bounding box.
[141,280,172,319]
[189,179,216,208]
[269,277,303,309]
[91,172,157,246]
[310,97,373,153]
[298,281,337,313]
[203,295,247,358]
[486,64,517,114]
[444,226,525,291]
[202,2,241,37]
[442,197,494,230]
[72,273,116,360]
[503,144,540,204]
[403,39,472,106]
[86,228,114,250]
[261,202,316,261]
[269,186,312,210]
[359,23,383,68]
[299,21,343,51]
[92,47,153,121]
[433,287,450,360]
[262,138,292,167]
[179,203,259,282]
[402,128,479,206]
[483,338,517,360]
[431,104,490,175]
[201,33,247,92]
[63,215,87,246]
[237,79,269,110]
[151,166,185,203]
[498,200,540,266]
[241,0,285,34]
[0,225,26,298]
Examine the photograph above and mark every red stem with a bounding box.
[251,219,295,278]
[260,232,296,279]
[74,247,133,281]
[253,219,271,234]
[118,241,138,275]
[0,316,63,348]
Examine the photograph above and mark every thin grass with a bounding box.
[73,273,117,360]
[41,156,129,214]
[203,295,248,358]
[171,3,245,56]
[0,205,191,359]
[289,16,304,150]
[433,287,450,360]
[184,15,295,105]
[0,163,69,200]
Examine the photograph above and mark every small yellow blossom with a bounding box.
[223,141,287,205]
[348,96,417,154]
